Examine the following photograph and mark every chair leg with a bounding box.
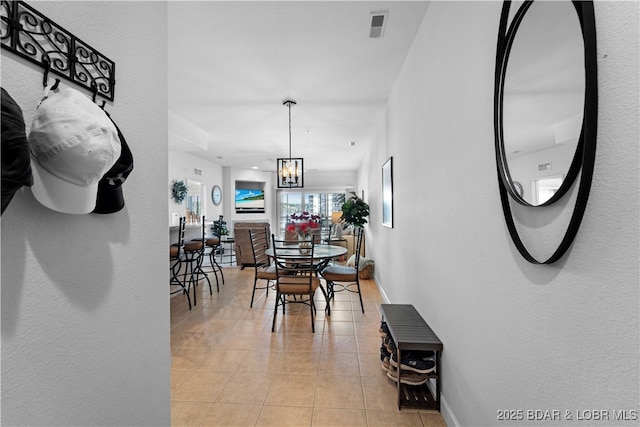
[204,249,220,292]
[310,294,315,333]
[250,278,258,307]
[193,252,212,296]
[180,257,197,307]
[356,280,364,313]
[272,291,280,332]
[170,260,192,310]
[209,250,225,285]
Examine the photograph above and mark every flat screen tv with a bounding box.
[235,188,265,213]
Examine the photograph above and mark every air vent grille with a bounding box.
[370,11,388,38]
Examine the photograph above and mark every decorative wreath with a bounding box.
[171,180,188,204]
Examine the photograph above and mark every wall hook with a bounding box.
[2,1,116,101]
[42,53,51,87]
[91,80,98,103]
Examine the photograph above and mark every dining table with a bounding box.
[264,243,347,266]
[264,243,347,314]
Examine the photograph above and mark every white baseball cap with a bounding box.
[28,87,121,214]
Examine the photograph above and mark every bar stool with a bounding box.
[185,216,212,305]
[202,215,225,287]
[170,217,192,309]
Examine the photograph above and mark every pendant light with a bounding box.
[277,99,304,188]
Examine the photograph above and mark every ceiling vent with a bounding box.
[369,11,388,38]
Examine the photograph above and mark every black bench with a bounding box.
[380,304,443,410]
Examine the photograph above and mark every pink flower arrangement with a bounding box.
[286,212,320,236]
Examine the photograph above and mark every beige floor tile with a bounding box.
[264,373,317,407]
[327,310,354,322]
[217,372,274,405]
[320,334,358,353]
[353,311,381,322]
[169,267,448,427]
[282,332,324,353]
[358,352,387,377]
[311,407,367,427]
[318,351,361,377]
[365,409,425,426]
[256,405,313,426]
[171,331,197,348]
[419,410,449,427]
[199,402,262,426]
[361,375,399,411]
[315,375,364,409]
[290,316,324,334]
[327,299,354,311]
[323,320,356,335]
[216,331,268,350]
[197,348,247,371]
[180,330,226,350]
[356,333,382,354]
[170,400,213,426]
[197,318,239,333]
[235,349,283,374]
[172,370,232,402]
[226,318,271,334]
[354,319,383,336]
[171,347,209,370]
[277,351,321,374]
[171,369,193,391]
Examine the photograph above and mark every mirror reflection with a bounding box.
[186,179,202,223]
[503,0,584,205]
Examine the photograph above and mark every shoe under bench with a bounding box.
[380,304,443,411]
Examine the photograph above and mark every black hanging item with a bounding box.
[93,112,134,214]
[42,53,51,87]
[1,87,33,214]
[1,1,116,101]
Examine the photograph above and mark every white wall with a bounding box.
[167,154,358,239]
[224,167,275,230]
[365,1,639,425]
[169,150,224,225]
[1,2,170,425]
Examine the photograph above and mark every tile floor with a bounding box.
[170,266,447,427]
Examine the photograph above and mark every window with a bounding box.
[277,191,345,236]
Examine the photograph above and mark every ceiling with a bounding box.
[167,1,430,173]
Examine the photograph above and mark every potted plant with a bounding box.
[341,192,370,227]
[211,218,228,237]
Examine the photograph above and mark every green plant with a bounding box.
[211,218,228,236]
[341,192,370,227]
[171,180,188,204]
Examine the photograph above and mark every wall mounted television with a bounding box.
[235,188,265,213]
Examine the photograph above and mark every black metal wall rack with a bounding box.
[0,0,116,101]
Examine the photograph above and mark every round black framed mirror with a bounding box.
[494,0,597,263]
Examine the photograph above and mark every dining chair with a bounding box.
[271,234,321,333]
[320,226,365,313]
[170,216,192,309]
[249,227,277,307]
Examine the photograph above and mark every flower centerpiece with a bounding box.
[287,212,320,254]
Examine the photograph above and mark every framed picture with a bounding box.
[382,157,393,228]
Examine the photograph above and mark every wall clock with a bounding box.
[211,185,222,206]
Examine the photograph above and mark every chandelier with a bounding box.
[277,99,304,188]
